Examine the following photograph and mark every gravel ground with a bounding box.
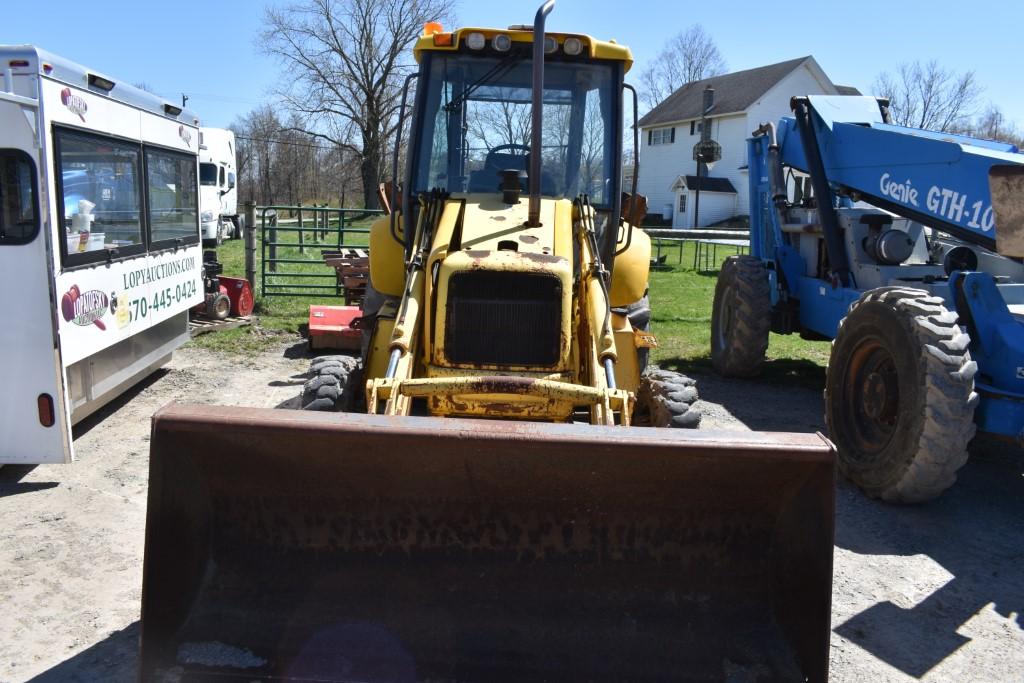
[0,341,1021,682]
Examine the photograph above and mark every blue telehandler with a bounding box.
[712,95,1024,502]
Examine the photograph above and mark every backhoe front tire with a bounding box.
[825,287,978,503]
[302,355,363,412]
[634,367,701,429]
[711,255,771,377]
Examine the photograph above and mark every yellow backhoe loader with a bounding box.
[139,3,836,681]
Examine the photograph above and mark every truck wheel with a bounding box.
[302,355,363,412]
[633,367,701,428]
[711,255,771,377]
[206,293,231,320]
[826,287,978,503]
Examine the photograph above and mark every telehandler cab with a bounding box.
[139,4,836,681]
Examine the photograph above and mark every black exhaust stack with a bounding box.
[526,0,555,228]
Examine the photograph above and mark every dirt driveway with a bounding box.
[1,340,1021,682]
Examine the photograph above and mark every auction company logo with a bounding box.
[61,285,108,330]
[60,88,87,122]
[179,125,192,147]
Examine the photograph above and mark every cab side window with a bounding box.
[0,150,38,244]
[55,129,145,265]
[145,147,199,246]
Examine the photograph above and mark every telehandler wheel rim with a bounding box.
[842,336,900,455]
[714,283,734,350]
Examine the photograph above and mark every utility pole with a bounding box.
[692,85,719,228]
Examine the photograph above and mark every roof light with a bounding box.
[42,63,53,74]
[433,32,453,46]
[465,32,486,50]
[8,60,29,68]
[164,103,183,116]
[87,73,115,92]
[423,21,443,36]
[544,37,558,54]
[493,34,512,52]
[563,37,583,56]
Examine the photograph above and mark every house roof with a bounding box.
[672,175,737,194]
[835,84,862,96]
[639,56,815,128]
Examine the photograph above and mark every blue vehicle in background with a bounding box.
[711,95,1024,502]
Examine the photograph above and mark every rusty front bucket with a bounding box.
[139,404,835,682]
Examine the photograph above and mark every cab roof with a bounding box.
[413,27,633,72]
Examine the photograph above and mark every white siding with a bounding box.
[637,113,746,227]
[745,63,838,137]
[638,58,842,227]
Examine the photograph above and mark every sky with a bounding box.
[3,0,1023,130]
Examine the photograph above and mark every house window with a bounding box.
[648,127,675,145]
[690,120,705,136]
[678,193,687,214]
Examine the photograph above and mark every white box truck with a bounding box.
[0,45,204,464]
[198,127,241,246]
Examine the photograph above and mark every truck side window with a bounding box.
[218,166,225,188]
[55,128,145,266]
[0,150,38,244]
[146,147,199,247]
[199,163,217,186]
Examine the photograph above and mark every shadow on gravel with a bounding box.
[283,340,315,359]
[0,465,57,499]
[72,369,169,439]
[660,356,826,392]
[833,439,1024,677]
[29,621,137,682]
[679,368,827,433]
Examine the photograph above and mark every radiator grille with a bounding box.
[445,271,562,366]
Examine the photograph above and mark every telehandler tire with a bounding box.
[711,255,771,377]
[826,287,978,503]
[302,355,363,412]
[634,367,701,428]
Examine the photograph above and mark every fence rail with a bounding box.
[256,204,383,298]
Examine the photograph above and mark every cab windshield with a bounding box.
[412,51,620,207]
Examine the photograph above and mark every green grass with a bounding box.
[648,240,829,388]
[190,215,376,353]
[193,230,830,385]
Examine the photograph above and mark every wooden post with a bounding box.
[244,200,256,291]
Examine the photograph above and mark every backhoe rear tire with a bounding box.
[634,367,701,429]
[825,287,978,503]
[711,255,771,377]
[302,355,364,412]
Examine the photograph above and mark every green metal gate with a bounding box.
[258,205,382,297]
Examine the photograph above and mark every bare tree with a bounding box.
[262,0,455,209]
[873,60,981,132]
[952,104,1024,147]
[639,25,726,111]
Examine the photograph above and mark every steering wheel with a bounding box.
[486,143,531,165]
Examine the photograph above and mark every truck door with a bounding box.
[0,107,72,463]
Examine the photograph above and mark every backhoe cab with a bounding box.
[360,3,653,425]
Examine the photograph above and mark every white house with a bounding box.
[636,56,860,228]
